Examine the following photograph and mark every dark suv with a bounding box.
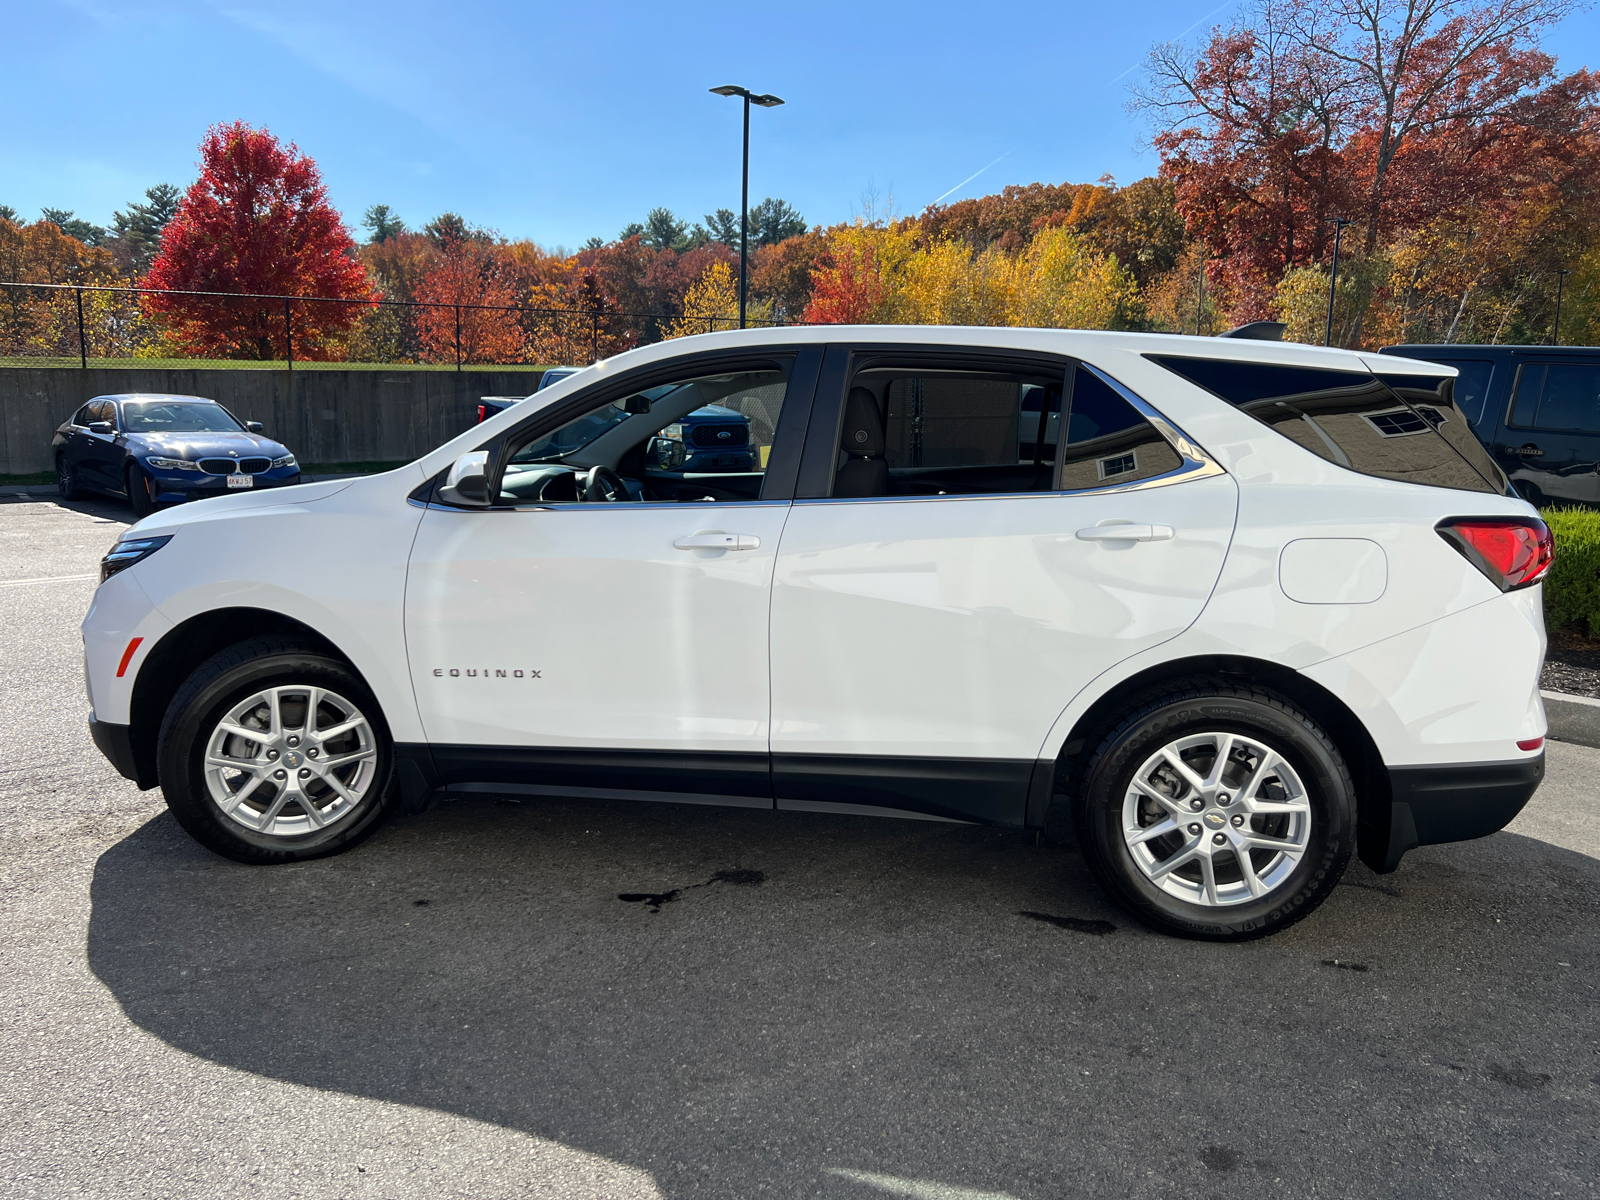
[1380,344,1600,506]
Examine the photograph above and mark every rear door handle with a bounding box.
[674,532,760,551]
[1513,443,1544,457]
[1074,524,1175,543]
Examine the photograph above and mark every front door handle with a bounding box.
[1075,524,1175,542]
[674,532,760,551]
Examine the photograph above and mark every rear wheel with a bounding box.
[157,637,399,864]
[57,456,81,501]
[1071,679,1355,940]
[126,463,156,517]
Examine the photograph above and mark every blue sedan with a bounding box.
[52,393,301,516]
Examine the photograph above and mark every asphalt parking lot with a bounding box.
[1,494,1596,1200]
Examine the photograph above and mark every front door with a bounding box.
[405,355,812,805]
[770,353,1237,824]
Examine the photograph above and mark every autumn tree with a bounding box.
[665,261,743,337]
[144,122,372,358]
[413,230,524,364]
[107,184,182,275]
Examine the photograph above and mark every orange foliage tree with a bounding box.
[413,231,525,363]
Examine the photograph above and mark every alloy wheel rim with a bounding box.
[1121,731,1312,907]
[203,685,377,837]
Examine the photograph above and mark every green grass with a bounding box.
[0,472,54,486]
[1542,506,1600,636]
[0,357,554,372]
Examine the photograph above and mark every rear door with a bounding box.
[768,346,1237,825]
[1500,358,1600,505]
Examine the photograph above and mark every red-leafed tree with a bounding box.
[144,122,373,358]
[414,229,525,364]
[802,232,887,324]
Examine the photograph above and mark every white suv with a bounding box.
[83,327,1551,940]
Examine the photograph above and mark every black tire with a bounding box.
[126,462,156,517]
[156,636,399,864]
[1071,678,1355,941]
[57,455,81,501]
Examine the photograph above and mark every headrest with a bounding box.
[841,387,884,457]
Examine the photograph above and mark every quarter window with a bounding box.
[1150,355,1501,495]
[1058,366,1182,490]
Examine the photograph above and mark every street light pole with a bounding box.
[1325,216,1352,347]
[710,85,785,330]
[1553,269,1570,347]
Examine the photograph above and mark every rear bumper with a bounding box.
[1361,754,1544,872]
[88,714,145,786]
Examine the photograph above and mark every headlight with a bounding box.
[272,454,296,468]
[147,456,200,472]
[101,535,172,583]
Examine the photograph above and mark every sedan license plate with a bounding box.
[226,474,254,489]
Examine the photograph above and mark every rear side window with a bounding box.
[1058,366,1182,490]
[1510,362,1600,432]
[1149,356,1501,494]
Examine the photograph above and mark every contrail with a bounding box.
[932,152,1011,205]
[1109,0,1239,83]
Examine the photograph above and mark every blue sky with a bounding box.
[5,0,1598,250]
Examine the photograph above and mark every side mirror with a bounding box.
[437,450,491,507]
[88,421,115,435]
[245,421,265,433]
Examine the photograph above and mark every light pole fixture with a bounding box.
[710,84,785,329]
[1325,216,1353,347]
[1553,268,1570,347]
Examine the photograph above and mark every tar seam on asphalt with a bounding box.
[618,868,766,913]
[1018,910,1116,935]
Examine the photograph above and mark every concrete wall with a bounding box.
[0,366,547,476]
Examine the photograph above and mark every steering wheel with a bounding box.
[582,465,633,502]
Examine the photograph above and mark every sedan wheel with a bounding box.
[57,456,81,501]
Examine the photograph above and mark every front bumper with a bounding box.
[89,714,148,787]
[1360,754,1544,873]
[150,470,302,504]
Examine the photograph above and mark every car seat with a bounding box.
[834,387,889,497]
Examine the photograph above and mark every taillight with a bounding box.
[1436,518,1553,592]
[476,404,488,423]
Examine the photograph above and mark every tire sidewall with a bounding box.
[126,463,155,517]
[1077,692,1354,940]
[57,456,78,501]
[158,649,397,864]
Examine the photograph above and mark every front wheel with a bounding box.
[1072,680,1355,941]
[126,463,156,517]
[156,637,399,864]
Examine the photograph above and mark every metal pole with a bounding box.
[75,286,87,369]
[591,311,599,362]
[284,298,293,372]
[739,94,750,330]
[454,305,462,372]
[1196,262,1204,336]
[1325,218,1350,347]
[1553,269,1569,346]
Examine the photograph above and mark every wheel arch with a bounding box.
[1044,654,1392,864]
[127,608,352,789]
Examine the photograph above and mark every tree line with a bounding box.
[2,0,1595,364]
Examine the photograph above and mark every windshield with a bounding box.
[122,401,244,434]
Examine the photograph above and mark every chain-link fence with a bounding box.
[0,281,800,369]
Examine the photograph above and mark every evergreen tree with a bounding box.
[750,198,806,246]
[362,204,406,243]
[40,208,105,245]
[109,184,182,273]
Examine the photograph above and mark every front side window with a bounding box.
[1509,362,1600,433]
[121,402,243,434]
[1150,356,1501,495]
[499,366,788,504]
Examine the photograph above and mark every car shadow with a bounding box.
[87,795,1599,1198]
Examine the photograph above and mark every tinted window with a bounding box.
[843,367,1063,497]
[121,402,243,433]
[1058,366,1182,490]
[1376,372,1508,493]
[1428,359,1495,426]
[1510,362,1600,432]
[72,404,96,426]
[1150,356,1501,494]
[501,367,788,504]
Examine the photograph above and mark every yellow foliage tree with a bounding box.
[665,260,770,338]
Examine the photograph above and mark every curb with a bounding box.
[1542,689,1600,750]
